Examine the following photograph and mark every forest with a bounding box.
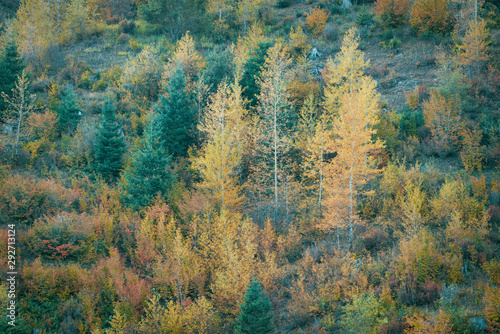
[0,0,499,333]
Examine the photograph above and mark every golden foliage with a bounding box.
[322,28,372,115]
[165,31,206,86]
[422,90,462,157]
[373,0,411,28]
[460,124,486,173]
[306,7,330,36]
[24,109,58,161]
[322,78,383,247]
[288,25,310,56]
[456,19,490,77]
[194,81,248,212]
[405,309,454,333]
[410,0,453,35]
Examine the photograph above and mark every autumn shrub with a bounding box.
[25,212,95,261]
[0,174,80,225]
[22,259,87,303]
[360,227,390,252]
[79,70,93,89]
[405,309,453,333]
[120,46,163,100]
[64,116,98,168]
[373,0,410,28]
[323,24,339,41]
[422,90,461,157]
[289,26,310,55]
[119,33,130,44]
[306,7,330,37]
[393,229,445,305]
[482,259,500,331]
[340,292,389,333]
[404,84,427,110]
[118,19,136,34]
[58,57,91,87]
[432,178,489,240]
[23,109,58,162]
[410,0,453,36]
[460,125,486,173]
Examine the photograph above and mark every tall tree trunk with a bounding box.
[348,150,354,251]
[274,101,278,223]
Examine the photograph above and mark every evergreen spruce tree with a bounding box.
[235,280,274,334]
[94,97,126,183]
[0,39,25,120]
[56,85,81,134]
[155,65,196,157]
[240,41,272,108]
[121,115,173,209]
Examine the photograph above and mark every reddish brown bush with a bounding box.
[373,0,410,28]
[306,7,330,36]
[410,0,453,35]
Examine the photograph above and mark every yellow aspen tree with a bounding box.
[256,42,294,224]
[194,80,248,212]
[14,0,56,66]
[452,0,484,33]
[164,32,206,90]
[456,19,490,79]
[62,0,95,43]
[422,90,462,157]
[322,78,383,250]
[298,94,333,216]
[322,28,373,115]
[154,228,203,306]
[234,24,266,78]
[210,217,257,317]
[1,71,36,157]
[460,124,486,173]
[206,0,233,34]
[236,0,262,34]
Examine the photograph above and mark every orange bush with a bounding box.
[410,0,453,35]
[306,7,330,36]
[373,0,410,28]
[0,174,81,225]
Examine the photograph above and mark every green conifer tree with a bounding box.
[155,65,196,157]
[235,280,274,334]
[94,97,126,183]
[121,115,173,209]
[0,39,25,120]
[56,85,81,134]
[240,41,272,108]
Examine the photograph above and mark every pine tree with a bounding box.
[0,39,25,119]
[94,97,126,183]
[56,85,81,134]
[240,41,273,107]
[121,115,173,209]
[156,65,196,157]
[234,280,274,334]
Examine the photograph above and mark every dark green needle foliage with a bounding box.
[121,116,173,210]
[56,85,81,134]
[94,97,126,183]
[0,39,25,120]
[235,280,274,334]
[155,65,196,157]
[240,41,272,108]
